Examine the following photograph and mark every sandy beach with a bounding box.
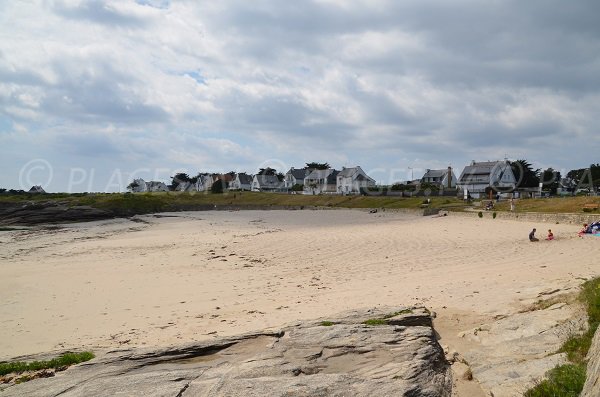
[1,210,598,361]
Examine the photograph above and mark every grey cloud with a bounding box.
[51,0,148,28]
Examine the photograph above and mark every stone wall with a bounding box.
[449,210,598,225]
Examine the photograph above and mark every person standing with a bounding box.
[510,198,515,212]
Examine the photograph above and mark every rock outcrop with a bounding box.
[0,202,112,225]
[0,307,451,397]
[581,326,600,397]
[459,302,585,397]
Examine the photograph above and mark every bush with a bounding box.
[478,211,483,218]
[492,212,497,219]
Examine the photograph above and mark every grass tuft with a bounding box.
[320,321,335,327]
[362,319,387,326]
[523,364,586,397]
[0,351,95,376]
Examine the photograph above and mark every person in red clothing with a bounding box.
[578,224,588,237]
[546,229,554,240]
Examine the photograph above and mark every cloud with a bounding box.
[0,0,598,191]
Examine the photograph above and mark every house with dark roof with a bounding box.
[284,167,310,189]
[336,166,376,194]
[457,160,516,199]
[252,174,284,192]
[420,167,457,189]
[128,178,169,193]
[230,173,253,191]
[28,185,46,194]
[304,169,339,195]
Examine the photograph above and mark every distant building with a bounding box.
[284,167,310,189]
[230,173,253,191]
[304,169,339,195]
[28,185,46,194]
[128,178,168,193]
[336,166,376,194]
[420,167,457,189]
[457,160,516,199]
[252,174,284,192]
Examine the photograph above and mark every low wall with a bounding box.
[449,210,598,225]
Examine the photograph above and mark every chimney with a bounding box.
[471,160,476,166]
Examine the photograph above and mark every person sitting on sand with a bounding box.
[546,229,554,241]
[529,228,539,242]
[578,224,588,237]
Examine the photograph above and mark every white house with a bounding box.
[252,174,284,192]
[230,173,253,191]
[457,160,516,199]
[420,167,457,189]
[128,178,169,193]
[304,169,339,195]
[284,167,309,189]
[336,166,376,195]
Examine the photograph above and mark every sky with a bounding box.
[1,0,599,192]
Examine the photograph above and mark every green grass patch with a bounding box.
[523,364,586,397]
[0,351,94,376]
[524,277,600,396]
[363,309,415,326]
[320,321,335,327]
[383,309,413,319]
[362,319,388,326]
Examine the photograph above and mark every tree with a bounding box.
[305,162,329,170]
[258,167,277,176]
[170,173,192,190]
[211,179,225,194]
[510,160,540,188]
[127,181,140,192]
[0,188,6,194]
[567,164,600,190]
[540,168,561,194]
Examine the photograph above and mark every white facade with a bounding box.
[457,161,516,199]
[128,178,169,193]
[336,166,376,194]
[304,169,338,195]
[230,173,253,191]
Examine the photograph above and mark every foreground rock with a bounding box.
[459,301,586,397]
[582,326,600,397]
[1,307,450,397]
[0,202,112,225]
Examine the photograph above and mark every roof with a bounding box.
[327,170,339,184]
[255,174,282,188]
[306,169,334,180]
[237,173,253,185]
[459,161,509,182]
[287,168,308,179]
[338,167,359,178]
[421,169,447,179]
[28,185,46,193]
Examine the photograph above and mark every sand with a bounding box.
[0,209,598,360]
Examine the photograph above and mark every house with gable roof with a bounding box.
[252,174,284,192]
[303,169,339,195]
[420,167,457,189]
[336,166,376,195]
[457,160,516,199]
[230,173,253,191]
[284,167,310,189]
